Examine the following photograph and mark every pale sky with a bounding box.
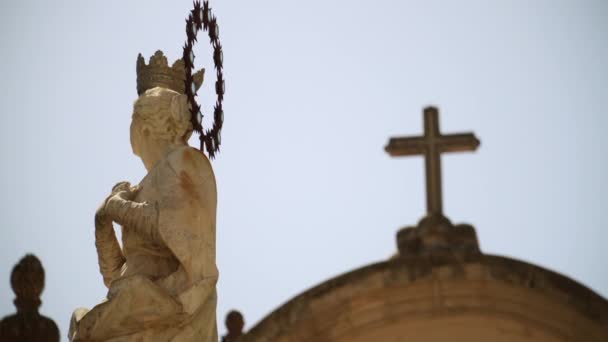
[1,1,607,340]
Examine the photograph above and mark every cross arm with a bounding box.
[385,137,426,156]
[438,133,480,153]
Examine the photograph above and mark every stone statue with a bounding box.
[0,254,60,342]
[69,51,218,341]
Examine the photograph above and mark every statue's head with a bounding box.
[132,50,204,166]
[131,87,192,156]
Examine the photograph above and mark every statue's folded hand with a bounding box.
[113,189,137,202]
[110,181,140,201]
[103,186,159,241]
[100,183,141,221]
[95,181,138,226]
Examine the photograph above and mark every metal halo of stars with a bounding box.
[183,0,224,159]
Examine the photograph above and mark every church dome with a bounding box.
[239,252,608,342]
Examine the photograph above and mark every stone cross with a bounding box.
[385,106,480,218]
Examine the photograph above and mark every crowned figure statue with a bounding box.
[69,50,218,342]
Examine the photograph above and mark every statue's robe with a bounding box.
[74,146,218,342]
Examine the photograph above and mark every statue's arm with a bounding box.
[104,195,160,241]
[95,211,125,288]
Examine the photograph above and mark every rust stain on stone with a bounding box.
[182,148,194,164]
[179,170,200,202]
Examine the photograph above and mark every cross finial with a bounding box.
[385,106,480,220]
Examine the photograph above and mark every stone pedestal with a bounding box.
[396,214,480,257]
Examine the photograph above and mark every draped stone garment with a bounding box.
[73,146,218,342]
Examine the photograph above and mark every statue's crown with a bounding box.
[136,50,204,95]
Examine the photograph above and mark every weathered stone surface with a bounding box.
[240,254,608,342]
[396,214,480,257]
[69,80,218,341]
[0,254,60,342]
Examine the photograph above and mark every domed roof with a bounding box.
[240,252,608,342]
